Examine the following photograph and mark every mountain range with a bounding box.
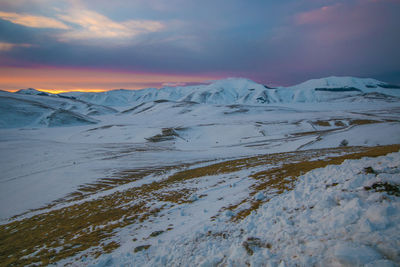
[1,76,399,128]
[59,76,400,106]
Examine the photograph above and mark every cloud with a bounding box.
[57,9,164,40]
[0,11,69,29]
[363,0,400,2]
[161,82,187,87]
[292,2,388,44]
[265,0,400,83]
[0,66,221,91]
[1,0,399,86]
[295,4,341,25]
[0,6,165,42]
[0,42,16,51]
[0,42,32,51]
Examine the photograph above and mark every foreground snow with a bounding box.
[90,152,400,267]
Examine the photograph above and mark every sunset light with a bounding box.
[1,0,400,265]
[0,67,221,92]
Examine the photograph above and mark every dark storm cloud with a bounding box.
[0,0,399,85]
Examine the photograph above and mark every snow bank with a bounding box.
[91,152,400,266]
[231,152,400,266]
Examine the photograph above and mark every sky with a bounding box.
[0,0,399,92]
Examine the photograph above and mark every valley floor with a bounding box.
[0,101,400,266]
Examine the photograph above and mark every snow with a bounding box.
[0,90,116,128]
[288,76,382,90]
[58,76,400,107]
[2,76,399,129]
[1,76,400,266]
[16,88,49,96]
[304,122,400,149]
[1,85,400,220]
[87,152,400,267]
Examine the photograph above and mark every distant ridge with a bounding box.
[51,76,400,106]
[1,76,400,128]
[16,88,50,96]
[0,89,117,128]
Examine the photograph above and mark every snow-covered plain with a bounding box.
[0,76,400,266]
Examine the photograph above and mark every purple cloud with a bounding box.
[0,0,399,87]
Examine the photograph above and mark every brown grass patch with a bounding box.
[17,163,194,218]
[223,144,400,221]
[334,121,346,127]
[1,144,399,266]
[313,120,331,127]
[364,182,400,197]
[0,178,194,266]
[350,119,381,125]
[134,245,151,253]
[146,128,183,142]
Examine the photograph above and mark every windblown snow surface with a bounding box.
[0,76,400,266]
[89,152,400,267]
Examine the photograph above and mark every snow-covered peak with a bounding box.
[160,77,268,104]
[16,88,49,95]
[13,76,400,107]
[204,77,262,90]
[288,76,384,90]
[157,77,264,95]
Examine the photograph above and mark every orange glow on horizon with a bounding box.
[39,88,110,94]
[5,88,110,94]
[0,67,221,93]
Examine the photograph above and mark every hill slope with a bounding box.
[0,91,117,128]
[61,76,400,106]
[2,76,399,128]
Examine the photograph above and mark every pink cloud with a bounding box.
[292,1,392,44]
[265,0,400,80]
[0,11,69,29]
[363,0,400,2]
[0,42,32,52]
[57,8,164,41]
[161,82,188,87]
[295,4,342,25]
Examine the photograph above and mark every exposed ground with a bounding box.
[1,144,399,266]
[1,98,400,266]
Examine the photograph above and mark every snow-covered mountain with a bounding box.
[280,76,400,103]
[0,90,117,128]
[61,76,400,106]
[2,76,399,128]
